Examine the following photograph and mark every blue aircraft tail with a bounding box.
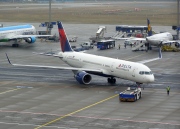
[57,21,73,52]
[147,19,152,36]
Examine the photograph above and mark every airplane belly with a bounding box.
[149,40,161,46]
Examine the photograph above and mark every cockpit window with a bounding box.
[139,71,152,75]
[139,71,144,75]
[145,71,149,74]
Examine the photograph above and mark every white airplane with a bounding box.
[6,21,162,85]
[115,19,174,47]
[146,32,173,46]
[0,24,52,47]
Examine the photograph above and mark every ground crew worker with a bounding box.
[166,86,170,95]
[118,44,120,50]
[124,44,126,49]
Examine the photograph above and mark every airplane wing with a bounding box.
[5,53,103,73]
[128,37,146,41]
[162,40,179,44]
[10,34,52,39]
[137,48,162,64]
[32,52,60,57]
[114,37,146,41]
[5,47,162,72]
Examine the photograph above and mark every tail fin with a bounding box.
[147,19,152,36]
[57,21,73,52]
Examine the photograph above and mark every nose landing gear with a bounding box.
[136,82,144,89]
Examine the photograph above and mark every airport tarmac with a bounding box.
[0,23,180,129]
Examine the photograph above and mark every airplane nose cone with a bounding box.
[149,75,155,82]
[146,37,149,42]
[146,74,154,83]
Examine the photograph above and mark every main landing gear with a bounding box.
[12,39,20,47]
[107,77,116,84]
[12,44,19,47]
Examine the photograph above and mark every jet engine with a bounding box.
[25,36,36,43]
[75,71,92,84]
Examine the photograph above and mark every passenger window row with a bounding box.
[139,71,152,75]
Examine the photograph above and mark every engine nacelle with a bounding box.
[25,36,36,44]
[75,71,92,85]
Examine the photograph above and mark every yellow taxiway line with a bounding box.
[0,88,20,95]
[34,94,118,129]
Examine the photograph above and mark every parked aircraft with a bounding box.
[0,24,52,47]
[6,21,162,85]
[116,19,174,47]
[146,32,173,46]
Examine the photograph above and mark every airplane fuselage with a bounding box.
[146,32,173,46]
[0,24,36,42]
[59,51,155,83]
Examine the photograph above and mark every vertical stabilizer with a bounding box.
[57,21,73,52]
[147,19,152,36]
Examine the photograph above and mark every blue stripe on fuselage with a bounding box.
[0,25,33,32]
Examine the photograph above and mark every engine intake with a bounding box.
[25,36,36,44]
[75,71,92,84]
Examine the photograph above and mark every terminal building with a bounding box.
[115,25,148,34]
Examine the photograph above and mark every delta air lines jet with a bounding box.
[6,21,162,85]
[0,24,52,47]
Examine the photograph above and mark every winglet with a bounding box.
[5,53,12,65]
[137,48,162,64]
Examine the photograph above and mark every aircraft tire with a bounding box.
[12,44,19,47]
[113,78,116,84]
[134,95,137,102]
[107,78,110,83]
[107,78,116,84]
[139,92,141,99]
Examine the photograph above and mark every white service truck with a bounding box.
[81,42,94,49]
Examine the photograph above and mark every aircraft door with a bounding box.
[132,67,136,77]
[110,62,115,72]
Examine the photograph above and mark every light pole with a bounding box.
[177,0,179,40]
[48,0,52,35]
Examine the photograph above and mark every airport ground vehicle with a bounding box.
[119,87,142,102]
[81,42,94,49]
[45,35,59,42]
[161,41,180,52]
[124,40,135,46]
[69,36,77,42]
[97,40,115,50]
